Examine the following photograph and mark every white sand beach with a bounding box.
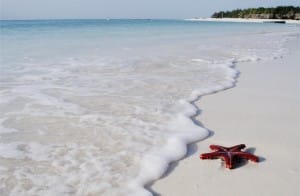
[150,30,300,195]
[186,17,300,24]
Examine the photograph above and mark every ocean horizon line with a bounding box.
[0,18,193,22]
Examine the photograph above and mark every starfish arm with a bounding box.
[220,154,233,169]
[200,152,225,159]
[209,145,227,152]
[229,144,246,151]
[235,152,259,162]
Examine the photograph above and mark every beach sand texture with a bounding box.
[151,31,300,196]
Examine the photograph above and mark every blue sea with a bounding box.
[0,19,298,195]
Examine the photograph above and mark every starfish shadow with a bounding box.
[245,147,266,162]
[229,147,266,169]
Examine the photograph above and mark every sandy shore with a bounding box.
[150,33,300,195]
[186,17,300,24]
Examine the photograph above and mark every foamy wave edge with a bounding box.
[127,32,298,196]
[127,58,239,196]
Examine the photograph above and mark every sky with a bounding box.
[1,0,299,20]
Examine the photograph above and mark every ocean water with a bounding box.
[0,19,299,196]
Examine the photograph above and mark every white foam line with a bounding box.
[128,59,240,196]
[128,31,299,195]
[128,29,298,193]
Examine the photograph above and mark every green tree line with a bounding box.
[212,6,300,20]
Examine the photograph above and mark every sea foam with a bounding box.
[128,59,239,196]
[127,32,299,195]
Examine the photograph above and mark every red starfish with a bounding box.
[200,144,259,169]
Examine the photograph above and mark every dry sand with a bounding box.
[150,33,300,196]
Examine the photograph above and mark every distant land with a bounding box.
[212,6,300,20]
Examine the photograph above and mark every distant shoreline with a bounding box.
[185,17,300,24]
